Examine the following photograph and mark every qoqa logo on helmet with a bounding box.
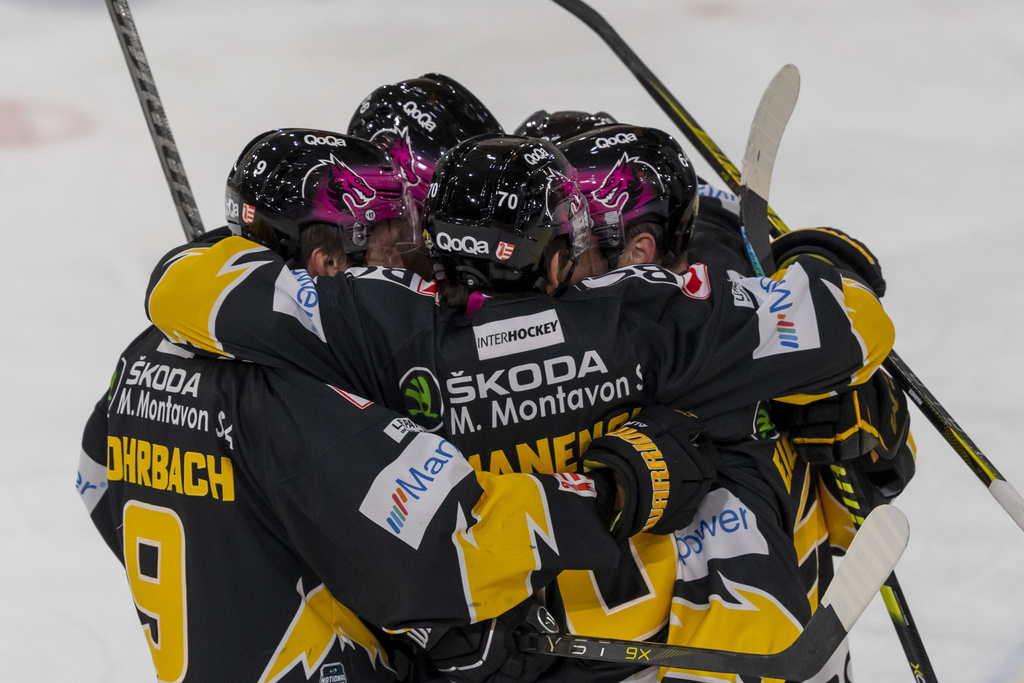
[523,148,553,166]
[436,232,490,255]
[594,132,638,149]
[304,134,346,147]
[402,102,437,132]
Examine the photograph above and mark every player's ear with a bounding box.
[307,247,346,278]
[623,232,657,266]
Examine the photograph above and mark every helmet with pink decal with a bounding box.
[225,128,417,264]
[422,134,592,293]
[347,73,504,212]
[558,124,698,268]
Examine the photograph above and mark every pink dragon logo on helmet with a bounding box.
[542,167,585,222]
[304,154,376,215]
[373,126,423,190]
[593,152,659,214]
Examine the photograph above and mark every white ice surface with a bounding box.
[2,0,1023,680]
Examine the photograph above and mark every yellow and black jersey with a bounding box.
[80,326,629,682]
[141,220,893,682]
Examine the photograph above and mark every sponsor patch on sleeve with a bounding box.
[272,267,327,342]
[675,488,769,582]
[384,417,422,443]
[359,434,474,549]
[748,263,821,358]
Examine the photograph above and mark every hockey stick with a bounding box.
[105,0,205,240]
[518,505,909,679]
[550,0,1024,537]
[743,65,937,682]
[884,351,1024,532]
[549,0,788,238]
[739,64,799,276]
[829,463,938,682]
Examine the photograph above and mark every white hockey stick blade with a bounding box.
[741,63,801,201]
[517,504,909,679]
[821,504,910,631]
[740,64,800,274]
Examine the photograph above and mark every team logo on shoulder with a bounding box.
[399,367,444,432]
[496,241,515,261]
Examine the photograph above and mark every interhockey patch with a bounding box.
[473,309,564,360]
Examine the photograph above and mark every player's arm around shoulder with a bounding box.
[261,373,623,630]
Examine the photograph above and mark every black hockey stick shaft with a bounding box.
[551,0,1024,536]
[518,505,910,679]
[883,351,1024,531]
[105,0,205,241]
[549,0,788,238]
[830,464,938,681]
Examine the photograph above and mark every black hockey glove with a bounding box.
[773,368,915,508]
[583,405,717,540]
[422,601,557,683]
[771,226,886,297]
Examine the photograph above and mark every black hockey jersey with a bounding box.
[79,326,626,682]
[142,230,893,679]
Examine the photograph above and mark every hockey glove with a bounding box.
[773,368,915,508]
[583,405,717,539]
[422,601,557,683]
[771,226,886,297]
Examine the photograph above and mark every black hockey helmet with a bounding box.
[513,110,619,144]
[422,134,592,293]
[347,73,504,211]
[225,128,417,263]
[558,124,698,268]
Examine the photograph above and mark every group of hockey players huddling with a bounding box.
[79,73,916,683]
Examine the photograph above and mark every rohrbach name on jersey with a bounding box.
[107,435,234,501]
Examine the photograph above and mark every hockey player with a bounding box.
[560,120,916,680]
[81,130,719,683]
[143,131,896,682]
[347,73,504,279]
[222,128,424,273]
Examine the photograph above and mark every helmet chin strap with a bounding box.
[548,257,578,297]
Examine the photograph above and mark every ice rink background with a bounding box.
[2,0,1023,680]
